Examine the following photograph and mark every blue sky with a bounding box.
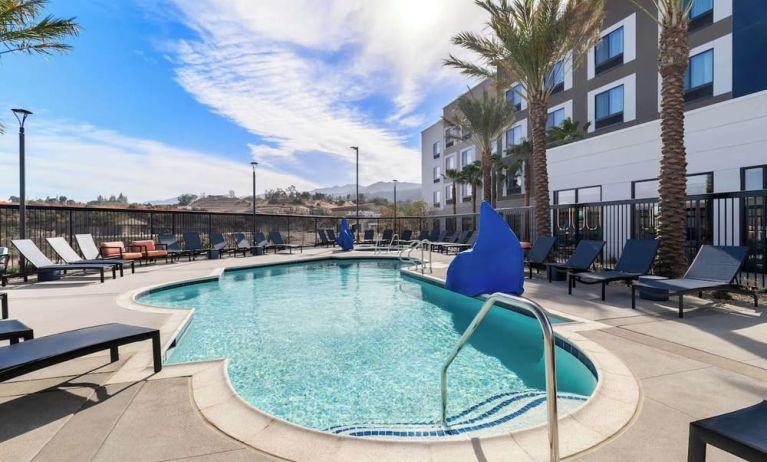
[0,0,485,202]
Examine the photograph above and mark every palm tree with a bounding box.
[445,0,604,237]
[490,153,508,206]
[442,168,463,215]
[443,88,516,207]
[0,0,80,133]
[506,139,532,205]
[547,117,590,146]
[631,0,693,277]
[461,161,484,227]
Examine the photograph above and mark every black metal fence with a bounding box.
[551,189,767,289]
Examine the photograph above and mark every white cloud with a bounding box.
[0,121,316,203]
[163,0,486,184]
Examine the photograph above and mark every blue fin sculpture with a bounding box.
[445,202,524,297]
[337,217,355,251]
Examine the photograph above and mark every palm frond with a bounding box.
[0,0,80,56]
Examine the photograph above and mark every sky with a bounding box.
[0,0,486,202]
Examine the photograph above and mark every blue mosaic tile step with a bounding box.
[324,390,588,439]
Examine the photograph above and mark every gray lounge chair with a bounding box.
[74,234,140,272]
[158,234,193,261]
[47,237,133,277]
[545,239,605,283]
[325,229,338,244]
[631,245,751,318]
[362,229,375,244]
[380,229,394,243]
[211,233,239,258]
[11,239,115,284]
[182,232,209,260]
[568,239,659,300]
[525,236,556,279]
[688,400,767,462]
[317,229,332,247]
[234,233,266,256]
[269,231,302,254]
[415,230,429,241]
[442,231,476,254]
[0,323,161,382]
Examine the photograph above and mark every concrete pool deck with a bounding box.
[0,247,765,461]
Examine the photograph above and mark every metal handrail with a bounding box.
[440,293,559,462]
[398,239,433,274]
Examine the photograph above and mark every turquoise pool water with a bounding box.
[139,259,597,438]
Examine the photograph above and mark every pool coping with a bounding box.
[113,252,641,462]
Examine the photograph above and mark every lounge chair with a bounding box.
[568,239,659,300]
[442,231,476,254]
[46,237,132,277]
[0,319,33,344]
[380,229,394,244]
[269,231,303,254]
[0,323,161,382]
[688,400,767,462]
[234,233,265,256]
[74,234,140,273]
[525,236,556,279]
[415,230,429,241]
[436,231,467,253]
[545,239,605,283]
[399,229,413,243]
[0,292,7,319]
[362,229,375,244]
[130,239,171,264]
[158,234,192,261]
[325,229,338,244]
[98,241,146,265]
[317,229,331,247]
[182,232,209,261]
[631,245,751,318]
[11,239,116,284]
[0,247,8,279]
[211,233,238,257]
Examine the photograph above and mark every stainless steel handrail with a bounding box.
[398,239,433,274]
[439,293,559,462]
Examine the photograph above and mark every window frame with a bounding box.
[546,108,566,130]
[686,0,714,31]
[505,124,524,148]
[684,48,714,102]
[631,172,714,199]
[505,83,524,110]
[595,26,624,75]
[741,165,767,191]
[433,166,441,183]
[594,84,625,129]
[545,60,565,94]
[432,140,441,159]
[553,185,602,205]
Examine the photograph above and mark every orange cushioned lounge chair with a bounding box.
[99,242,146,265]
[130,240,170,264]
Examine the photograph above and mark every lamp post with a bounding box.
[393,179,398,234]
[251,161,258,240]
[12,108,32,272]
[350,146,360,240]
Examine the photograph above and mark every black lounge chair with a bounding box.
[443,231,476,254]
[437,231,468,253]
[1,292,7,319]
[11,239,115,284]
[569,239,659,300]
[380,229,394,244]
[47,237,132,277]
[74,234,139,272]
[0,320,33,344]
[545,239,605,283]
[182,232,209,261]
[688,400,767,462]
[525,236,556,279]
[234,233,265,256]
[158,234,193,261]
[269,231,303,254]
[631,245,751,318]
[399,229,413,243]
[362,229,375,244]
[0,323,162,382]
[325,229,338,245]
[211,233,239,258]
[317,229,331,247]
[416,230,429,241]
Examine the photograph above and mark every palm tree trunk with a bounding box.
[523,160,531,207]
[481,149,492,206]
[472,186,478,229]
[452,183,457,215]
[529,98,551,236]
[656,22,690,277]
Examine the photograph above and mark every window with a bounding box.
[684,49,714,101]
[506,171,522,196]
[445,155,456,171]
[433,190,441,207]
[686,0,714,30]
[505,84,523,110]
[595,27,624,74]
[505,125,524,148]
[462,183,472,199]
[432,141,441,159]
[545,60,565,94]
[546,108,565,129]
[632,173,713,199]
[595,85,624,129]
[554,186,601,205]
[433,166,441,183]
[742,166,767,191]
[445,126,458,148]
[461,148,474,167]
[445,185,454,202]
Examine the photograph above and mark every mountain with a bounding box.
[146,197,179,206]
[310,181,421,202]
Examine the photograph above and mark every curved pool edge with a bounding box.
[115,253,641,461]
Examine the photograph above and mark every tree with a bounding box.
[506,140,532,206]
[490,153,509,205]
[0,0,80,134]
[547,117,590,146]
[632,0,693,277]
[442,168,463,215]
[446,0,604,237]
[443,88,516,207]
[461,161,484,227]
[177,193,198,206]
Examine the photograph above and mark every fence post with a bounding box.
[68,209,74,246]
[150,212,154,238]
[172,213,176,236]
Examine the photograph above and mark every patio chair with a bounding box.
[362,229,375,244]
[525,236,556,279]
[325,229,338,244]
[442,231,476,254]
[98,241,146,265]
[545,240,605,283]
[234,233,266,256]
[415,230,429,241]
[0,247,8,277]
[568,239,659,300]
[687,400,767,462]
[158,234,192,261]
[269,231,303,254]
[436,231,467,253]
[381,229,394,243]
[75,234,142,271]
[399,229,413,243]
[182,232,209,261]
[131,239,171,264]
[46,237,132,277]
[211,233,237,257]
[631,245,751,318]
[11,239,115,284]
[1,292,8,319]
[317,229,331,247]
[0,323,161,382]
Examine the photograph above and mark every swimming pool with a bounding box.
[138,259,597,439]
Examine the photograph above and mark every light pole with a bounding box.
[251,161,258,239]
[12,108,32,271]
[393,179,398,233]
[350,146,360,240]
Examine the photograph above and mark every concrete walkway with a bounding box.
[0,248,765,461]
